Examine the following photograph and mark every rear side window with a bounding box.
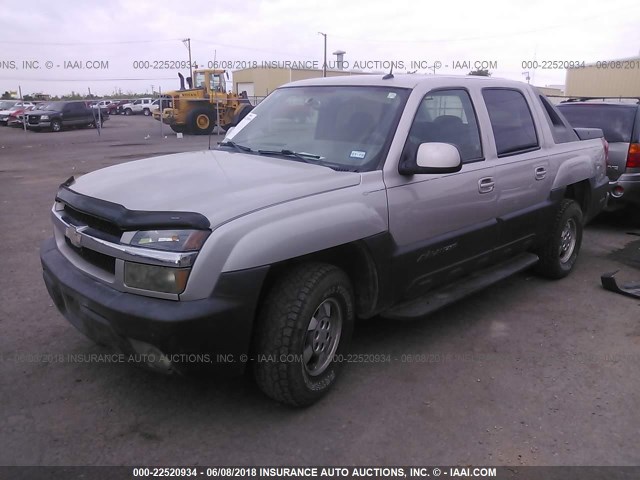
[482,89,539,156]
[558,104,636,143]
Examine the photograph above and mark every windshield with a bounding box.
[223,85,410,171]
[41,102,62,110]
[0,101,17,109]
[193,72,205,88]
[559,104,637,143]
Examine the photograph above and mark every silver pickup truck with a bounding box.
[41,75,609,406]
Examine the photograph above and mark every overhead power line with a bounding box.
[0,39,183,46]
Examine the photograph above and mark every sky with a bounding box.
[1,0,639,97]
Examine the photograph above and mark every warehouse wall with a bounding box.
[232,68,368,97]
[565,57,640,97]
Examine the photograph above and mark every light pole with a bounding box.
[183,38,193,82]
[318,32,327,77]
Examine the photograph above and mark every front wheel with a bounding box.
[253,263,354,407]
[187,108,215,135]
[535,199,583,279]
[143,108,151,116]
[124,108,132,116]
[50,119,62,132]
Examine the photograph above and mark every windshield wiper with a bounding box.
[257,149,322,163]
[218,141,253,153]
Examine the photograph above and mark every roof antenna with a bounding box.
[383,65,394,80]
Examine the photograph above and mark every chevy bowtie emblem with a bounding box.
[65,225,85,248]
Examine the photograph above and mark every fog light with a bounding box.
[124,262,190,294]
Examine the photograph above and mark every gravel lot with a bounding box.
[0,115,639,466]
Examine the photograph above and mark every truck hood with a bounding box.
[69,150,361,229]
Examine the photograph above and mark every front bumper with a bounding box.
[27,119,51,129]
[41,237,268,375]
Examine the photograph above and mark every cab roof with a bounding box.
[282,74,531,91]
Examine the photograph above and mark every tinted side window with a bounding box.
[482,89,539,156]
[406,89,483,163]
[557,104,636,143]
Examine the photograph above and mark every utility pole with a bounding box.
[183,38,193,82]
[318,32,327,77]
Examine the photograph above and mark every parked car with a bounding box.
[557,99,640,208]
[113,99,131,115]
[26,101,108,132]
[0,102,35,125]
[91,100,112,111]
[41,75,608,406]
[7,105,37,127]
[121,98,154,116]
[150,97,173,114]
[0,100,18,112]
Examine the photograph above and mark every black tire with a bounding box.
[535,199,583,279]
[230,104,253,128]
[143,108,151,116]
[124,108,132,116]
[187,108,215,135]
[253,263,354,407]
[170,124,186,134]
[50,119,62,132]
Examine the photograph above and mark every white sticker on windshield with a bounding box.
[224,112,257,140]
[387,92,397,99]
[350,150,366,159]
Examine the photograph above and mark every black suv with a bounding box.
[26,101,108,132]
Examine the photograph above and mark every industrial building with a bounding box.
[565,55,640,97]
[231,68,368,99]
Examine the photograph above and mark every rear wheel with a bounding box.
[187,108,215,135]
[535,199,583,279]
[170,124,186,134]
[253,263,354,407]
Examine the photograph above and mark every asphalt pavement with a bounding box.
[1,115,639,466]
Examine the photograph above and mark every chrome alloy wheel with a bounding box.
[559,218,577,263]
[303,298,342,376]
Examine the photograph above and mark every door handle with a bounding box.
[478,177,495,194]
[535,166,547,180]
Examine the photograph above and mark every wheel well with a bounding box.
[259,242,380,319]
[563,180,590,216]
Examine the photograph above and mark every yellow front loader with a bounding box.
[153,69,253,135]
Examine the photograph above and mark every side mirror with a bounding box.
[400,142,462,175]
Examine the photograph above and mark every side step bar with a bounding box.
[381,253,539,320]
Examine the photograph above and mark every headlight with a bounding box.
[124,262,190,294]
[129,229,210,252]
[40,115,49,120]
[123,230,209,294]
